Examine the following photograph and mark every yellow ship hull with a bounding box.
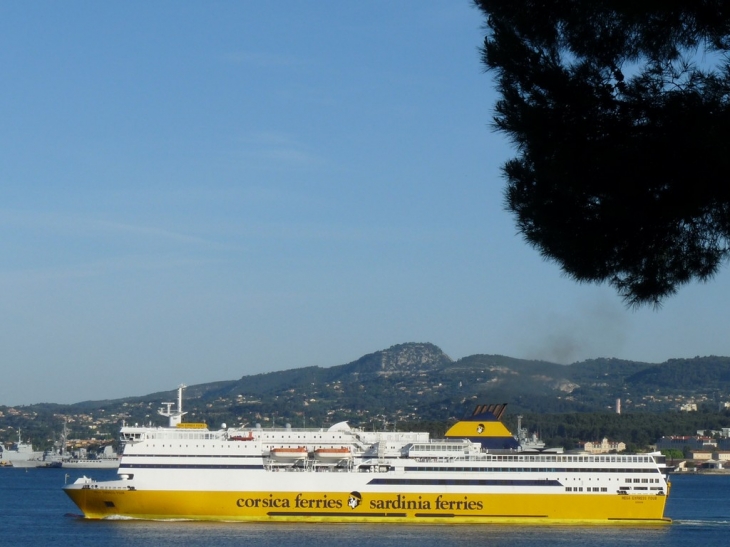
[65,488,670,524]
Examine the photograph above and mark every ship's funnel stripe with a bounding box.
[469,403,507,421]
[462,437,520,450]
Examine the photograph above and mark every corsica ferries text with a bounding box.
[236,493,484,512]
[237,494,342,509]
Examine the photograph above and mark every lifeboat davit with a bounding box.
[314,447,351,461]
[270,447,308,462]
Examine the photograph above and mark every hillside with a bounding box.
[3,342,730,449]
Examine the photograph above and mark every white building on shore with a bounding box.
[581,438,626,454]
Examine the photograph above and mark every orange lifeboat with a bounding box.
[314,447,351,461]
[270,447,308,462]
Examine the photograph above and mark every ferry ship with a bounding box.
[64,385,671,524]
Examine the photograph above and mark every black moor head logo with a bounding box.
[476,424,484,434]
[348,491,362,509]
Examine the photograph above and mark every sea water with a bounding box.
[1,468,728,547]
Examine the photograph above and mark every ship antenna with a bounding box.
[158,384,188,427]
[177,384,186,417]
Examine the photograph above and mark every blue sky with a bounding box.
[1,1,729,406]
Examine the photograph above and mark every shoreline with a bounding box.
[671,469,730,475]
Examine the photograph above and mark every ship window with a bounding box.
[601,487,607,492]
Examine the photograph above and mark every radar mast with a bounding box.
[158,384,187,427]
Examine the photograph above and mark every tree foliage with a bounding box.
[475,0,730,306]
[509,408,730,450]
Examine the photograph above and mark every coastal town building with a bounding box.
[656,435,718,452]
[695,428,730,438]
[580,438,626,454]
[699,460,724,470]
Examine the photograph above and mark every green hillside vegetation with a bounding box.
[2,343,730,451]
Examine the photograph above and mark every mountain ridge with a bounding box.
[3,343,730,450]
[36,343,730,411]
